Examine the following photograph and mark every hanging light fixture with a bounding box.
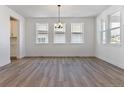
[54,5,63,29]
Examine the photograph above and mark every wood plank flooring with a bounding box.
[0,57,124,87]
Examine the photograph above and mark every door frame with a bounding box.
[10,16,20,60]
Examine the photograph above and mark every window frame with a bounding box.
[101,17,108,44]
[53,23,66,44]
[70,23,85,44]
[108,10,121,45]
[36,23,49,44]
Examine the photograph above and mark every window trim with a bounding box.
[70,23,85,44]
[101,17,108,45]
[53,23,66,44]
[100,9,122,46]
[36,23,49,44]
[108,10,121,45]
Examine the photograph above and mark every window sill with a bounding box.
[100,43,123,47]
[53,42,85,45]
[35,43,85,45]
[69,43,84,45]
[53,43,66,45]
[36,43,49,45]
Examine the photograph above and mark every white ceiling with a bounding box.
[7,5,110,18]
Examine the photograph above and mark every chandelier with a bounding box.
[54,5,63,29]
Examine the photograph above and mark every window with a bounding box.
[71,23,84,43]
[101,18,107,44]
[36,23,48,43]
[109,11,120,44]
[54,24,66,43]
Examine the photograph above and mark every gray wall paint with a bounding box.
[25,17,95,56]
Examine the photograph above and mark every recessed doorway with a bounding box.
[10,17,19,63]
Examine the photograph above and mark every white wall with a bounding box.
[25,17,95,56]
[96,6,124,69]
[0,5,25,67]
[0,6,10,66]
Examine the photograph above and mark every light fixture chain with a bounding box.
[58,5,61,22]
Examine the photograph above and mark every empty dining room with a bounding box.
[0,4,124,88]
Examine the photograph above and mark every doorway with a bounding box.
[10,17,19,62]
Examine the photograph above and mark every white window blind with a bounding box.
[71,23,84,43]
[54,24,66,43]
[36,23,48,43]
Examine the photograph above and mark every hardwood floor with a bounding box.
[0,57,124,87]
